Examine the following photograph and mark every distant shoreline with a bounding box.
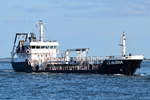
[0,58,11,63]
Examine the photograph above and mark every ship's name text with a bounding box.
[107,61,123,65]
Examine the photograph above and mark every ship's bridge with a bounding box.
[24,41,59,47]
[23,41,59,58]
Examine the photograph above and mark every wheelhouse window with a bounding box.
[29,45,57,49]
[41,46,45,49]
[36,46,40,49]
[53,46,57,49]
[50,46,53,49]
[50,46,57,49]
[45,46,49,49]
[31,46,36,49]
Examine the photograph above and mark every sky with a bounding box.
[0,0,150,58]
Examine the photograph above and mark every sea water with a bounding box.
[0,62,150,100]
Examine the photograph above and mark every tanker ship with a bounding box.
[11,20,144,75]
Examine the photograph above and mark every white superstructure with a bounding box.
[12,20,59,68]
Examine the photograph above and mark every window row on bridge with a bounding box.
[29,46,57,49]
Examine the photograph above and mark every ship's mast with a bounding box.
[39,20,44,42]
[121,32,126,57]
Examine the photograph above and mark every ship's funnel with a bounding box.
[39,20,44,42]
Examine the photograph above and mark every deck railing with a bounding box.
[30,55,126,66]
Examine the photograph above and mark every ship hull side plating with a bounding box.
[100,60,142,75]
[11,59,142,75]
[11,62,33,72]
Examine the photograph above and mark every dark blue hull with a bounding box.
[11,59,142,75]
[11,62,33,73]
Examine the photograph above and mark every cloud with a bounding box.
[12,4,48,13]
[8,0,150,18]
[127,1,150,16]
